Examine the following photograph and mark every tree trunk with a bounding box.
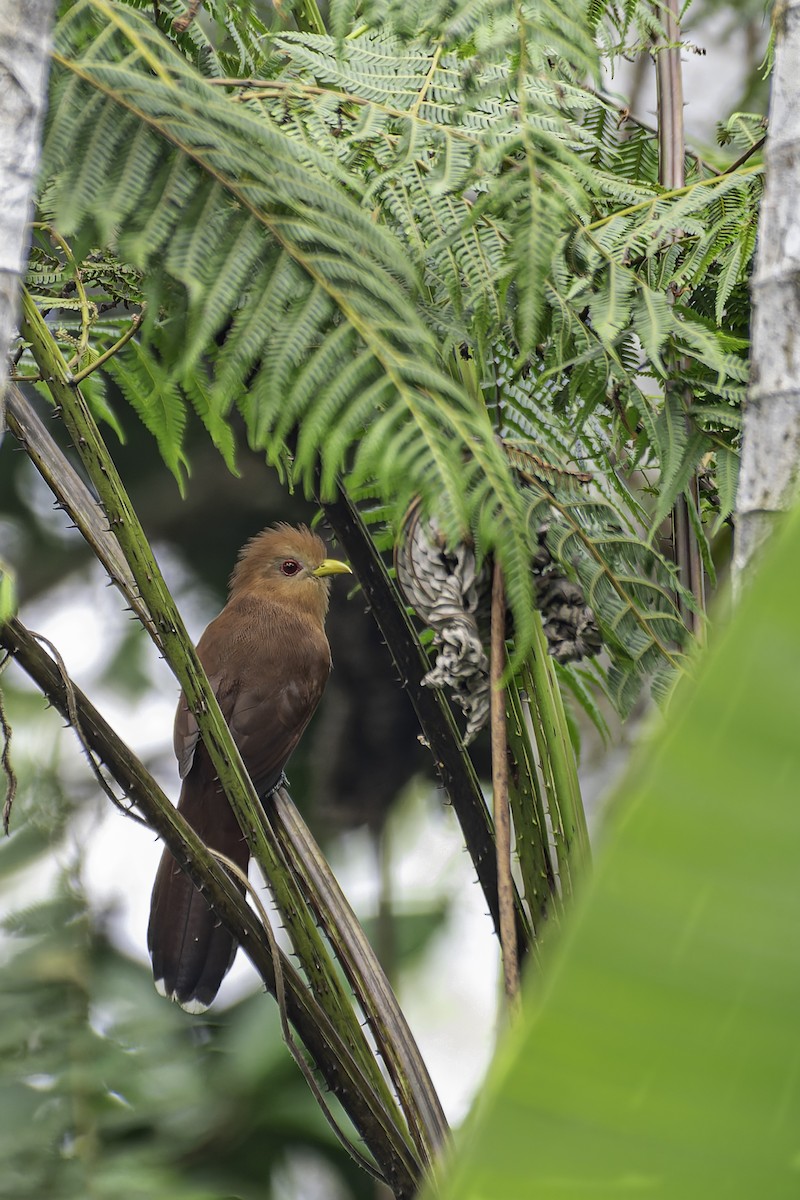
[735,0,800,579]
[0,0,54,431]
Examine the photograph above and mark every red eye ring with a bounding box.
[280,559,301,576]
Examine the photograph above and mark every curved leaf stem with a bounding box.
[580,162,763,235]
[18,290,415,1165]
[0,615,420,1197]
[490,561,521,1011]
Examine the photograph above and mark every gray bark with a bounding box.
[0,0,55,433]
[735,0,800,579]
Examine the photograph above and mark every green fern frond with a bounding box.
[125,0,271,76]
[44,4,575,659]
[182,372,238,474]
[651,428,711,529]
[689,403,743,431]
[713,445,739,529]
[525,486,688,713]
[38,0,755,689]
[104,338,190,490]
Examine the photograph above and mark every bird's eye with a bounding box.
[280,559,301,576]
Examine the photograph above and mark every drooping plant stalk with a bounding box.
[0,615,420,1198]
[497,619,589,948]
[521,638,590,895]
[6,377,449,1172]
[268,788,449,1162]
[21,290,378,1065]
[656,0,706,635]
[489,560,521,1009]
[17,290,448,1188]
[503,681,559,942]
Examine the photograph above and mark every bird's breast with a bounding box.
[188,592,332,794]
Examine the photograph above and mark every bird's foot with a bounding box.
[265,772,288,799]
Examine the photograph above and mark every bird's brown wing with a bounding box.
[225,673,328,795]
[173,595,331,794]
[173,673,223,780]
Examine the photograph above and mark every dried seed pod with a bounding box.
[395,503,490,744]
[535,573,603,662]
[531,524,602,664]
[396,505,602,741]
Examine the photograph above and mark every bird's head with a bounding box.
[229,523,351,622]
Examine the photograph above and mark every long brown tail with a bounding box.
[147,764,249,1013]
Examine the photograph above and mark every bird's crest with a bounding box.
[229,523,327,593]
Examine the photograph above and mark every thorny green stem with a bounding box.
[18,292,426,1190]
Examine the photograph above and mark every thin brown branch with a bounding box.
[69,308,144,383]
[655,6,686,194]
[0,655,17,835]
[719,134,766,176]
[490,560,520,1011]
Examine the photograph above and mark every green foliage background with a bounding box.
[430,491,800,1200]
[1,0,775,1195]
[22,0,763,714]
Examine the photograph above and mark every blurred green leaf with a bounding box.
[0,561,16,623]
[361,903,449,968]
[433,502,800,1199]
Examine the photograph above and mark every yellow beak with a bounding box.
[311,559,352,578]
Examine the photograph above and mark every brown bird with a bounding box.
[148,524,352,1012]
